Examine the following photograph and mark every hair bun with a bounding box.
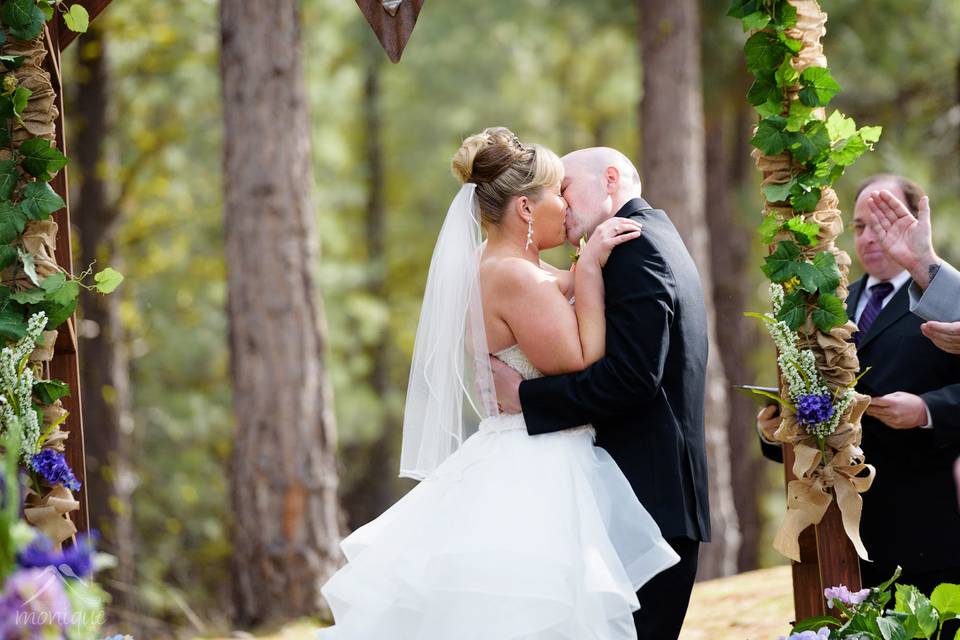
[451,127,523,184]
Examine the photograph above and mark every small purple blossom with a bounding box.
[796,393,836,427]
[29,449,80,492]
[18,532,97,579]
[824,584,870,608]
[0,567,72,639]
[780,627,831,640]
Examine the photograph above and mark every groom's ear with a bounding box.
[605,166,621,193]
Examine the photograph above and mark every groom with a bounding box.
[492,147,710,640]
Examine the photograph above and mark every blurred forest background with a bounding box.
[60,0,960,635]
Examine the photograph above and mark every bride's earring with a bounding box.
[525,217,534,251]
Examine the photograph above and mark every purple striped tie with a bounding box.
[853,281,894,345]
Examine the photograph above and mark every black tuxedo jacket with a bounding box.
[519,198,711,543]
[846,276,960,574]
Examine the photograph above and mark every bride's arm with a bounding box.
[538,260,573,297]
[495,219,642,376]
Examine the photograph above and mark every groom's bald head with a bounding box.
[560,147,642,242]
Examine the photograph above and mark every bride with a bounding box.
[318,127,678,639]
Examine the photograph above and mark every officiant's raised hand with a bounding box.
[865,189,939,289]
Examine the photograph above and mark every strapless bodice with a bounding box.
[492,344,542,381]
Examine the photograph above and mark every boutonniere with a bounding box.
[569,235,587,265]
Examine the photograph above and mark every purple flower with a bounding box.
[18,532,97,579]
[29,449,80,492]
[796,393,836,427]
[824,584,870,608]
[780,627,831,640]
[0,567,72,639]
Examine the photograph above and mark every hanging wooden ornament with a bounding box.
[355,0,424,63]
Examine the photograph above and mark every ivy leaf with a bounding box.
[30,296,77,331]
[786,216,820,246]
[793,261,819,293]
[785,101,814,132]
[774,3,798,30]
[875,616,908,640]
[33,379,70,405]
[63,4,89,33]
[812,293,847,332]
[1,0,35,27]
[811,251,841,293]
[20,181,65,220]
[41,272,80,307]
[10,86,30,121]
[19,138,67,181]
[930,583,960,618]
[895,584,939,639]
[775,56,798,88]
[860,125,883,144]
[741,11,769,31]
[778,32,803,53]
[778,290,808,330]
[10,287,44,304]
[756,97,785,118]
[790,615,842,633]
[748,73,780,107]
[18,247,40,287]
[5,1,45,41]
[763,181,793,204]
[759,213,781,244]
[726,0,760,19]
[0,160,17,200]
[0,54,24,70]
[745,32,787,75]
[0,306,27,340]
[762,240,801,282]
[791,187,821,213]
[826,110,857,141]
[751,116,790,155]
[0,244,16,270]
[798,67,841,107]
[0,199,27,244]
[94,267,124,294]
[831,134,868,167]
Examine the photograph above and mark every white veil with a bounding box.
[399,183,498,480]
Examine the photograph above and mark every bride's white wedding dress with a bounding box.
[318,345,679,640]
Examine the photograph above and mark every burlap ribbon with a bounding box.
[753,0,875,562]
[24,483,79,548]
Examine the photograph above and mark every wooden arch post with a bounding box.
[41,0,115,536]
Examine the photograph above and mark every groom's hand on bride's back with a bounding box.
[490,356,523,414]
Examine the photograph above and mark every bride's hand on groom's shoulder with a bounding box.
[579,218,643,269]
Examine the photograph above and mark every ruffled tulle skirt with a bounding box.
[318,414,679,640]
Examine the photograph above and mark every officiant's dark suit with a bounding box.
[844,276,960,592]
[519,198,709,640]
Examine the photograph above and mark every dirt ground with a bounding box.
[209,565,796,640]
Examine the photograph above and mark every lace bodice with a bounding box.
[493,344,543,380]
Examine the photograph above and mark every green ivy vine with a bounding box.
[729,0,881,333]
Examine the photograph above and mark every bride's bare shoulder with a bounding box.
[480,256,553,290]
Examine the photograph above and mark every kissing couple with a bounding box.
[318,127,712,640]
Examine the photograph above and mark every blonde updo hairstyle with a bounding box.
[451,127,564,228]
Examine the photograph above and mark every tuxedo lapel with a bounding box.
[856,281,912,351]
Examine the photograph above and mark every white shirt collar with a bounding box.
[865,269,910,294]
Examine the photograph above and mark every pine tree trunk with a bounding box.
[221,0,343,626]
[639,0,740,579]
[72,22,137,621]
[706,98,765,572]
